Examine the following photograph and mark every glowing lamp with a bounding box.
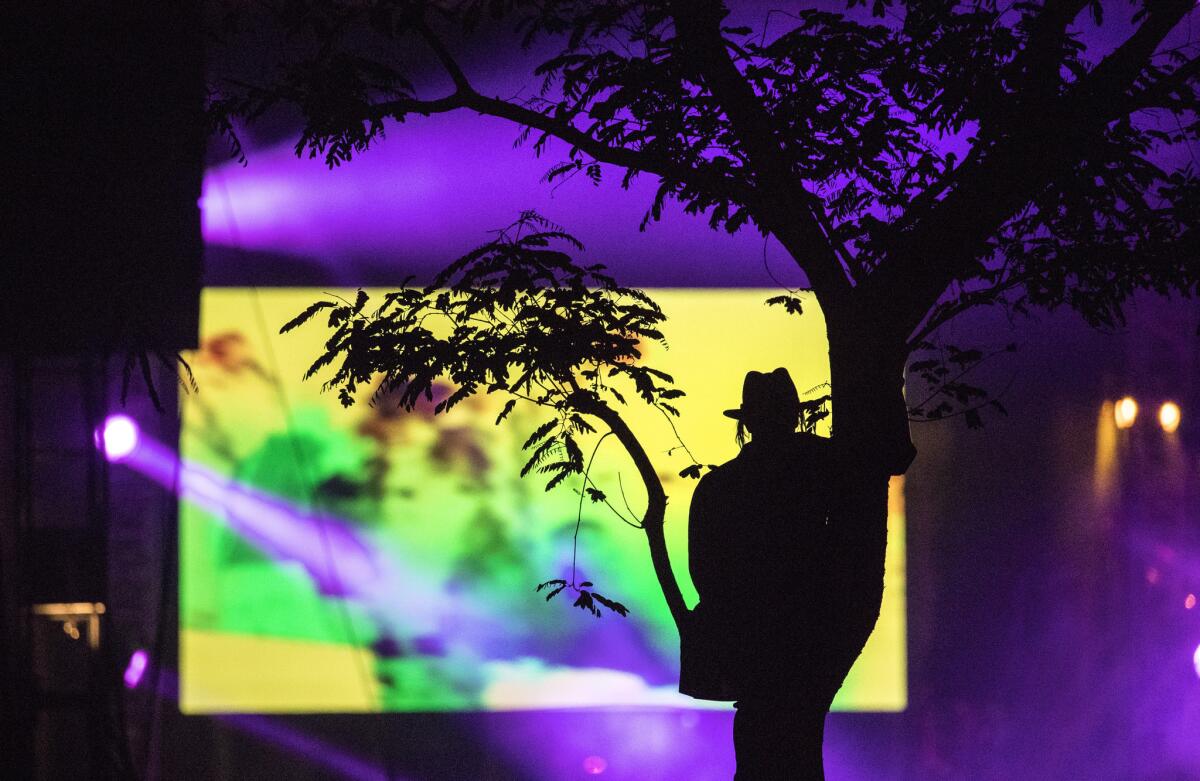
[582,756,608,775]
[1187,594,1197,611]
[98,415,140,461]
[1194,644,1200,681]
[123,649,149,689]
[1159,401,1181,434]
[1113,397,1138,429]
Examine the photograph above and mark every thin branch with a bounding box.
[1082,1,1196,109]
[616,472,639,522]
[654,403,701,467]
[666,0,851,303]
[411,16,471,92]
[577,474,644,528]
[909,370,1018,424]
[907,344,1015,413]
[1119,55,1200,115]
[905,263,1035,348]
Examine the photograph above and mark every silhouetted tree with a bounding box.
[210,1,1200,775]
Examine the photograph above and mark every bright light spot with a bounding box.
[1146,567,1161,585]
[99,415,139,461]
[1194,645,1200,681]
[1159,401,1181,434]
[582,755,607,775]
[1187,594,1197,611]
[123,649,149,689]
[1114,397,1138,429]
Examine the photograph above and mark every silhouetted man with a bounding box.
[682,368,837,780]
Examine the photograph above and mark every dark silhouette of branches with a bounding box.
[280,212,688,624]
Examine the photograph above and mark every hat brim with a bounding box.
[722,408,743,419]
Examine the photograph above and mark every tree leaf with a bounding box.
[495,399,517,424]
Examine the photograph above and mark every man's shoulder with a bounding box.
[694,457,741,497]
[696,462,730,488]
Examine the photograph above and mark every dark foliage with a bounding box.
[281,212,686,616]
[210,1,1199,349]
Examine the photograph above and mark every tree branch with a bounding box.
[575,395,687,631]
[391,16,764,219]
[1081,0,1195,108]
[1119,55,1200,115]
[412,15,471,92]
[863,0,1197,342]
[666,0,852,304]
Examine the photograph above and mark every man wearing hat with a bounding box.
[681,367,840,779]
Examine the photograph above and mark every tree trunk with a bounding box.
[754,315,910,779]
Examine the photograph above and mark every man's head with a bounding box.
[723,368,801,443]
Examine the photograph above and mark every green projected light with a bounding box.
[179,288,906,713]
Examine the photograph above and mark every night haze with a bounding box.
[3,2,1199,780]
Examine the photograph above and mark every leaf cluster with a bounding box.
[907,340,1016,429]
[536,578,630,617]
[211,1,1200,399]
[119,350,199,412]
[280,211,685,495]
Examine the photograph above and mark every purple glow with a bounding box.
[147,671,396,780]
[1194,645,1200,680]
[99,414,139,462]
[202,114,807,289]
[483,708,735,780]
[221,714,394,781]
[124,649,149,689]
[123,437,383,597]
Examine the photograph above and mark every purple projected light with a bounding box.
[98,414,139,462]
[146,671,395,781]
[110,433,490,638]
[122,436,384,597]
[202,113,806,289]
[222,714,394,781]
[124,649,149,689]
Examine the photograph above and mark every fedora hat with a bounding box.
[723,368,801,420]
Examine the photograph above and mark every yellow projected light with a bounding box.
[180,288,907,713]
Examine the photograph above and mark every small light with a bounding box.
[582,755,607,775]
[1114,397,1138,429]
[124,649,149,689]
[1194,645,1200,681]
[1146,568,1161,585]
[98,414,140,462]
[1187,594,1197,611]
[1159,401,1181,434]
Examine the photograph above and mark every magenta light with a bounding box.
[582,755,608,775]
[99,414,139,461]
[1194,644,1200,681]
[124,649,149,689]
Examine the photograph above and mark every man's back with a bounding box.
[685,432,832,698]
